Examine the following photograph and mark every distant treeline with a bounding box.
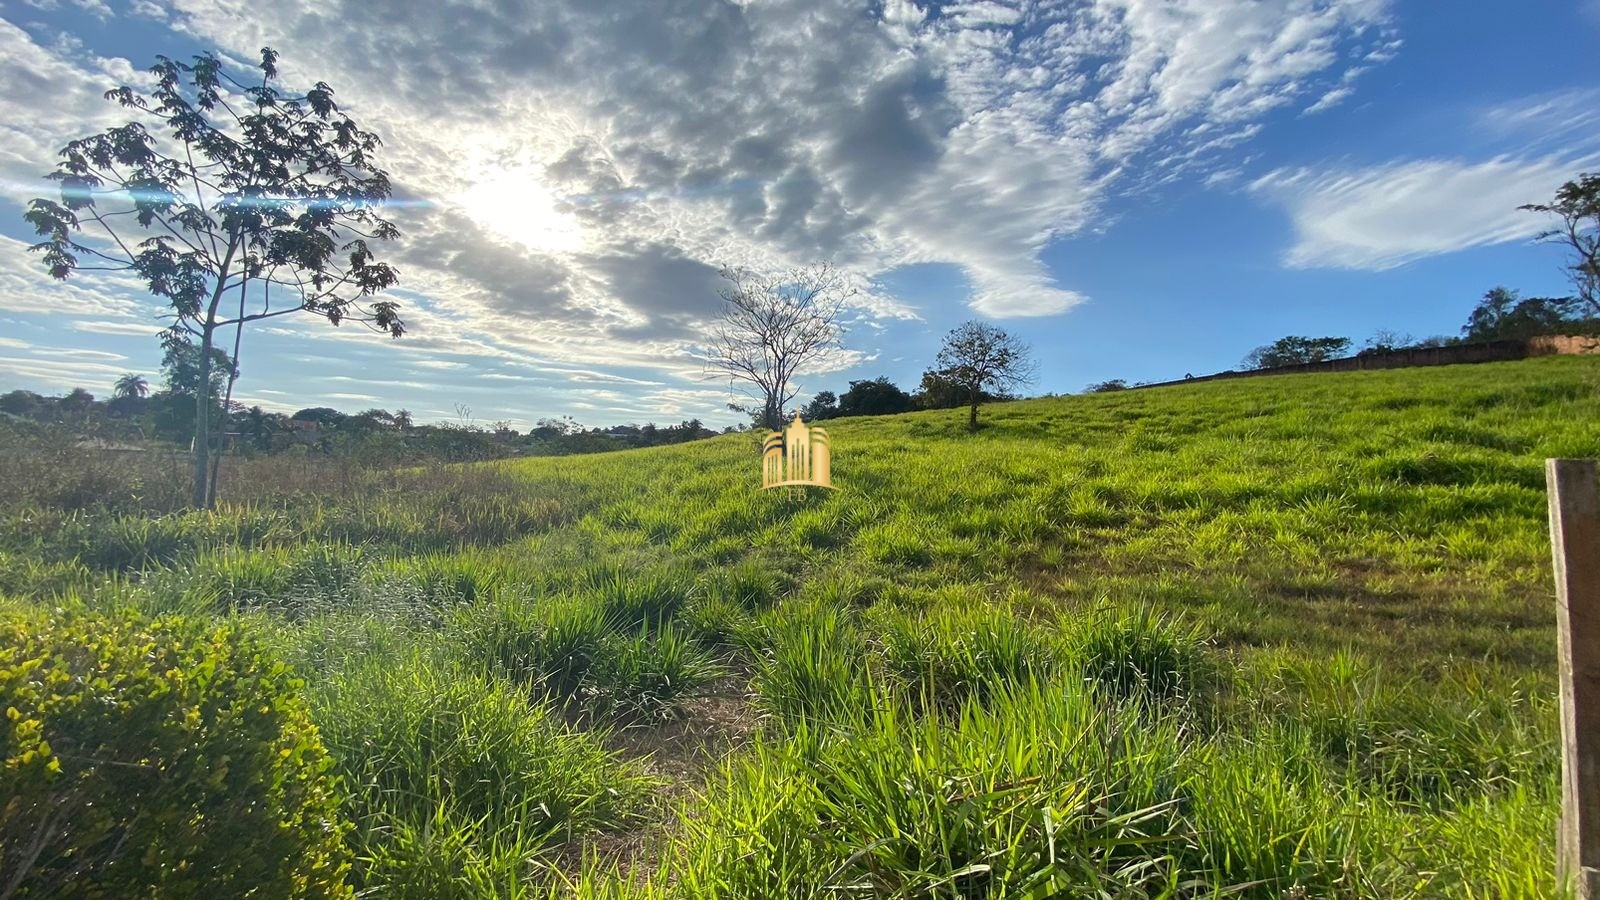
[1085,286,1598,392]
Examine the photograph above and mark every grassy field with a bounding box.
[4,355,1597,897]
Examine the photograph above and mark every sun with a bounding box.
[456,167,585,254]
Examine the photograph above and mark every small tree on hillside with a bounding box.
[1523,173,1600,316]
[934,321,1035,431]
[1240,335,1351,370]
[24,48,405,508]
[705,264,851,432]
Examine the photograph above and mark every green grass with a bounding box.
[5,355,1596,896]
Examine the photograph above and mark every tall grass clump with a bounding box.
[1065,604,1211,707]
[749,601,872,724]
[699,557,785,611]
[456,594,611,703]
[666,683,1188,898]
[590,625,723,719]
[456,595,719,717]
[1250,652,1556,807]
[581,563,696,629]
[310,654,651,896]
[871,603,1059,714]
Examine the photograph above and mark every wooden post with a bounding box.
[1548,459,1600,899]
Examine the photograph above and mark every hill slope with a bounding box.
[4,355,1597,897]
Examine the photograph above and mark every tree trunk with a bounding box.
[192,325,214,508]
[967,385,980,431]
[208,279,249,506]
[765,398,781,433]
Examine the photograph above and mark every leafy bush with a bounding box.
[0,609,351,897]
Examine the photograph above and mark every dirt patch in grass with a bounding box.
[562,674,758,879]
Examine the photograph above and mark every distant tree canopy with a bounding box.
[837,377,915,418]
[801,391,838,421]
[1241,335,1352,370]
[1085,379,1128,393]
[0,384,722,464]
[1461,286,1589,342]
[162,343,235,400]
[292,407,348,427]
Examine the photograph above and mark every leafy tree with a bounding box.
[112,373,149,399]
[1085,379,1128,393]
[59,388,97,424]
[241,405,281,450]
[24,47,405,508]
[705,264,852,431]
[837,377,914,417]
[914,369,966,410]
[801,391,838,421]
[1240,335,1351,370]
[1523,172,1600,316]
[529,416,580,441]
[933,321,1036,431]
[292,407,347,428]
[0,390,45,418]
[1460,286,1586,341]
[161,341,235,399]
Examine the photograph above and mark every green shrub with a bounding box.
[0,609,351,897]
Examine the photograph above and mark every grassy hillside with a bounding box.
[4,356,1597,897]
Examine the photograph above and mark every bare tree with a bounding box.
[934,321,1036,431]
[1523,172,1600,316]
[706,264,852,432]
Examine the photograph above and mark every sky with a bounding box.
[0,0,1596,428]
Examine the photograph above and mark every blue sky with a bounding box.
[0,0,1596,426]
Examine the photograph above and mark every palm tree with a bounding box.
[113,373,149,400]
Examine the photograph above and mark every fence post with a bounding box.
[1548,459,1600,899]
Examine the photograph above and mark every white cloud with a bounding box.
[150,0,1388,322]
[0,0,1398,417]
[1251,155,1589,270]
[71,320,163,336]
[0,234,149,319]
